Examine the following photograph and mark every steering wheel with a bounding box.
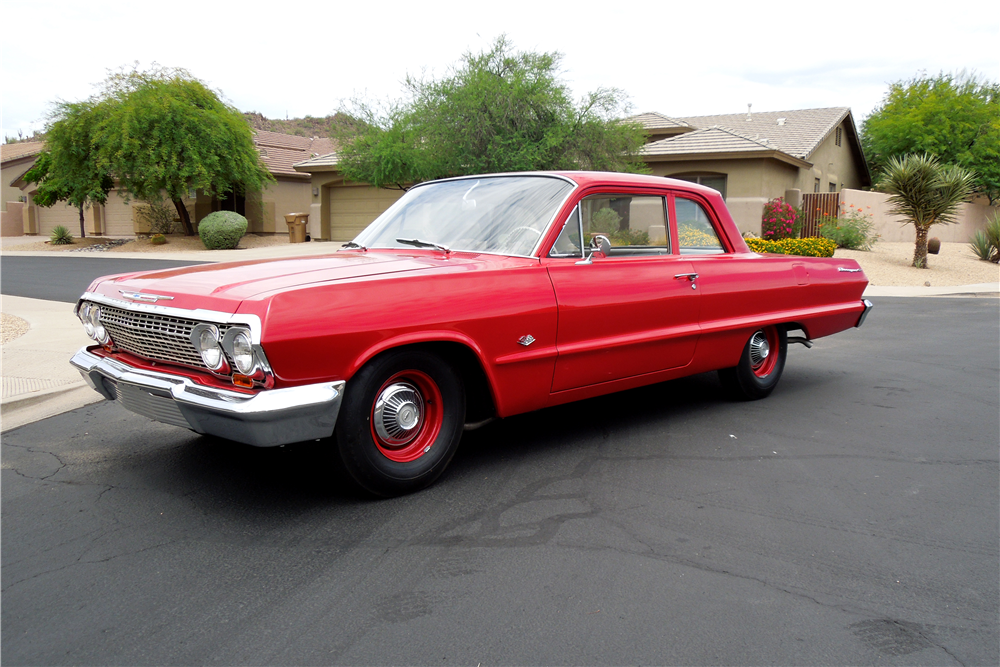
[502,226,542,255]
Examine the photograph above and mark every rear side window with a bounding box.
[676,198,725,255]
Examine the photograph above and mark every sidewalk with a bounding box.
[2,239,998,432]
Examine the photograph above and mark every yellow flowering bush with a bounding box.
[678,225,719,247]
[746,237,836,258]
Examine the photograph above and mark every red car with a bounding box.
[72,172,871,495]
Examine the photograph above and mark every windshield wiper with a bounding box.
[396,238,451,254]
[341,241,367,250]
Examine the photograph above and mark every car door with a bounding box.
[544,192,701,392]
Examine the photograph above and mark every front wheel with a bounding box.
[718,325,787,400]
[336,349,465,496]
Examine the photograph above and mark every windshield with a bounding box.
[351,175,574,256]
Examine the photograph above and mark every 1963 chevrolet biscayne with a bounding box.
[71,172,872,495]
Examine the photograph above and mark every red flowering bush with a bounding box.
[760,197,798,240]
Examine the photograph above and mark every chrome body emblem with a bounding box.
[517,334,536,347]
[119,291,175,303]
[837,267,861,273]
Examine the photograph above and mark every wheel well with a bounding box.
[784,322,809,339]
[368,342,497,424]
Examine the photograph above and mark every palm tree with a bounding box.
[879,153,976,268]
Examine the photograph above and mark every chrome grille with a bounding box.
[95,302,231,370]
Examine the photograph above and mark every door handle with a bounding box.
[674,272,698,290]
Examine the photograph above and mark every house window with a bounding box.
[835,127,842,147]
[814,178,821,193]
[670,174,727,200]
[829,182,837,193]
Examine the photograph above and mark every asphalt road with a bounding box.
[1,256,206,303]
[3,297,998,665]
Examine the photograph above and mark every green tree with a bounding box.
[861,72,1000,203]
[89,66,272,235]
[23,100,113,239]
[879,153,976,268]
[335,36,647,189]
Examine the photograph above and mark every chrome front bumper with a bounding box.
[71,348,345,447]
[856,299,874,328]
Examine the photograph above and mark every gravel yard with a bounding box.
[836,241,999,286]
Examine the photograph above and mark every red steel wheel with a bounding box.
[748,326,780,378]
[369,370,443,463]
[718,325,787,401]
[335,349,465,496]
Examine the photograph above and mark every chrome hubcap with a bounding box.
[749,331,770,367]
[374,382,424,445]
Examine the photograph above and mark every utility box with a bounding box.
[284,212,309,243]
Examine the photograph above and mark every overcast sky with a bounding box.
[2,0,997,143]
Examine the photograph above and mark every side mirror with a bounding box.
[591,235,611,256]
[577,234,611,265]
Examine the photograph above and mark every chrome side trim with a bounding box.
[71,347,343,447]
[856,299,874,328]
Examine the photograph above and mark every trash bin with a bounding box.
[284,213,309,243]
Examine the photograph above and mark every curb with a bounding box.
[1,383,104,433]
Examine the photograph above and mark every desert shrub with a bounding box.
[198,211,248,250]
[969,212,1000,263]
[137,200,179,235]
[585,207,649,246]
[818,204,878,250]
[746,237,836,258]
[150,233,167,245]
[590,207,621,233]
[50,225,73,245]
[761,197,798,240]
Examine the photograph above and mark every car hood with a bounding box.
[87,251,501,312]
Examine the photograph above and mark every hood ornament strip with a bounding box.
[119,291,175,303]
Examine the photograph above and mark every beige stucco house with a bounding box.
[634,107,871,233]
[292,106,872,241]
[1,130,334,238]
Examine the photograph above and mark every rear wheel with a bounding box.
[718,325,787,400]
[336,349,465,496]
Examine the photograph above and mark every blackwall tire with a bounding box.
[718,325,787,400]
[336,349,465,497]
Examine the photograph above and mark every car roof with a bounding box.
[420,170,719,198]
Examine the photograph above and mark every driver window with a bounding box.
[579,195,670,257]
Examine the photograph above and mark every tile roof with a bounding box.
[253,131,337,178]
[628,112,692,131]
[293,151,341,170]
[1,141,45,164]
[677,107,851,160]
[641,126,781,156]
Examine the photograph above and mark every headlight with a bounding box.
[231,331,255,374]
[89,306,108,344]
[221,328,256,375]
[80,303,95,338]
[191,324,225,370]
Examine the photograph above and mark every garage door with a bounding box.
[329,186,405,241]
[103,196,136,236]
[36,202,80,236]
